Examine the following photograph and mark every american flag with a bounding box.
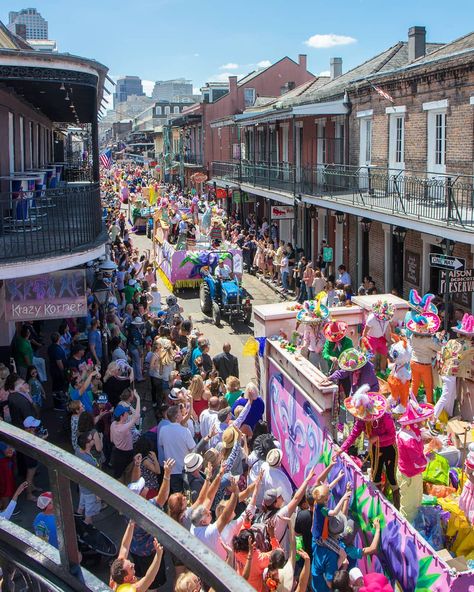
[371,84,394,103]
[99,148,112,168]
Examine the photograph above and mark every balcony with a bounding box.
[212,160,474,236]
[0,183,106,267]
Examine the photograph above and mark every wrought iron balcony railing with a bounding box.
[211,160,474,230]
[0,422,252,592]
[0,183,106,263]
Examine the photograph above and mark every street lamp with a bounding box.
[309,205,318,220]
[335,211,345,224]
[394,226,407,243]
[360,218,372,233]
[92,276,111,365]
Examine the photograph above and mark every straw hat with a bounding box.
[452,313,474,337]
[344,384,387,422]
[266,448,283,467]
[338,348,367,372]
[398,400,434,426]
[222,426,239,449]
[406,312,440,335]
[372,299,394,322]
[296,299,330,324]
[323,320,348,343]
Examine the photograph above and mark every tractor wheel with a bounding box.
[212,302,221,327]
[200,282,211,314]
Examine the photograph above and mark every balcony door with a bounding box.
[295,123,303,184]
[358,116,372,190]
[281,124,289,181]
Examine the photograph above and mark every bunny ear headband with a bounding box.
[408,289,438,315]
[452,313,474,336]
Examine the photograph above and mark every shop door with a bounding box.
[429,244,443,295]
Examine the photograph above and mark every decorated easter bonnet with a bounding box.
[344,384,387,421]
[372,299,394,321]
[452,313,474,337]
[338,348,367,372]
[324,320,348,343]
[408,289,438,315]
[398,399,434,426]
[296,299,330,324]
[406,312,440,335]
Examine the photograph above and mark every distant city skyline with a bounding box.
[3,0,474,112]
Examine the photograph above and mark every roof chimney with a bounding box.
[298,54,307,70]
[229,76,238,93]
[330,57,342,79]
[408,26,426,61]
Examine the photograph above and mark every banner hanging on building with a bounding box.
[3,270,87,321]
[271,205,294,220]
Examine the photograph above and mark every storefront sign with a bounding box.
[271,205,294,220]
[439,269,474,294]
[430,253,465,271]
[232,190,241,204]
[3,270,86,321]
[404,250,420,286]
[323,246,333,263]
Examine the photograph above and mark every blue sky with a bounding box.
[3,0,473,106]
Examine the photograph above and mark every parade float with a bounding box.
[152,199,242,292]
[253,295,474,591]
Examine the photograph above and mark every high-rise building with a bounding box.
[8,8,48,40]
[113,76,144,109]
[152,78,193,102]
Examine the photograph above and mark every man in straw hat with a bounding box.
[435,313,474,428]
[334,385,399,508]
[406,311,441,404]
[396,398,434,522]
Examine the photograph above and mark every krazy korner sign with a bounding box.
[4,270,87,321]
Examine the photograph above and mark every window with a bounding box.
[435,112,446,166]
[244,88,255,107]
[389,114,404,167]
[173,106,180,114]
[164,106,170,115]
[155,106,162,115]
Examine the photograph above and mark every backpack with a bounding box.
[179,347,193,384]
[249,522,272,552]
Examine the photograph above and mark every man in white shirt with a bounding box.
[157,404,195,493]
[199,396,220,439]
[215,260,232,281]
[257,448,293,507]
[191,479,239,559]
[337,265,352,286]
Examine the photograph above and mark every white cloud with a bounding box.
[219,62,239,70]
[304,33,356,49]
[257,60,272,68]
[211,71,244,82]
[194,53,200,57]
[318,70,331,77]
[142,80,155,96]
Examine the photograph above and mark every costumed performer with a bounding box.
[435,313,474,428]
[325,348,379,395]
[386,334,412,413]
[396,398,433,522]
[322,321,353,374]
[176,214,188,251]
[201,201,212,235]
[296,297,330,372]
[335,384,399,508]
[361,300,394,371]
[406,312,441,404]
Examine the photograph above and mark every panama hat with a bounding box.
[406,312,440,335]
[266,448,283,467]
[452,313,474,337]
[344,384,387,421]
[398,400,434,426]
[296,299,330,324]
[338,348,367,372]
[372,299,394,322]
[324,320,348,343]
[184,453,204,472]
[222,426,239,449]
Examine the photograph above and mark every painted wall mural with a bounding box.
[267,358,474,592]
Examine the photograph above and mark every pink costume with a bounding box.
[340,412,396,453]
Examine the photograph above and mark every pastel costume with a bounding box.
[387,336,412,410]
[322,336,353,368]
[410,334,440,404]
[397,427,428,522]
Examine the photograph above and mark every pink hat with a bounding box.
[37,492,53,510]
[398,400,434,426]
[406,312,440,335]
[452,313,474,337]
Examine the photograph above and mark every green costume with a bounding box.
[322,336,353,366]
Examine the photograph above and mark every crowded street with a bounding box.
[0,4,474,592]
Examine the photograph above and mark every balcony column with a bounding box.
[0,320,16,365]
[335,215,344,270]
[420,233,432,293]
[91,91,100,183]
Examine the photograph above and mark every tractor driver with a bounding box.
[214,260,233,300]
